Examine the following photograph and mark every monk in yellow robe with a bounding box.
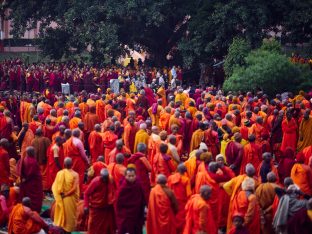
[69,111,82,130]
[190,123,205,152]
[134,123,150,153]
[147,99,164,127]
[52,157,79,233]
[297,110,312,151]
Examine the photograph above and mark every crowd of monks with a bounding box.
[0,71,312,234]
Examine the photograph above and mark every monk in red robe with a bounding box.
[153,143,176,179]
[168,163,192,233]
[84,169,116,234]
[88,124,103,163]
[147,174,178,234]
[46,136,64,190]
[116,167,146,234]
[127,143,152,202]
[63,129,89,193]
[16,146,43,213]
[0,139,10,186]
[0,184,18,227]
[183,185,217,234]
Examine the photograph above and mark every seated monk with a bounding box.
[0,184,19,227]
[8,197,49,234]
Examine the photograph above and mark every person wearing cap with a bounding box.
[232,177,261,234]
[290,152,312,196]
[273,184,308,233]
[84,168,116,234]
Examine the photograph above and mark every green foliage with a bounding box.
[6,0,312,67]
[260,39,282,54]
[223,45,312,96]
[224,38,251,78]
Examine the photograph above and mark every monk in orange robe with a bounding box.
[108,139,131,165]
[107,154,126,190]
[28,115,42,134]
[79,99,89,118]
[87,156,107,183]
[223,164,256,231]
[281,111,297,153]
[8,198,48,234]
[123,117,138,153]
[102,125,118,164]
[159,107,171,131]
[88,124,103,163]
[190,122,206,152]
[148,99,164,127]
[240,134,261,174]
[83,106,100,135]
[168,164,192,233]
[95,95,106,122]
[147,174,178,234]
[170,124,183,156]
[84,169,116,234]
[17,123,34,158]
[194,161,220,225]
[69,111,82,129]
[0,139,10,186]
[183,185,217,234]
[232,177,261,234]
[291,153,312,195]
[249,117,269,144]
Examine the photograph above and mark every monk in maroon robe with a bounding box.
[116,167,146,234]
[16,146,43,213]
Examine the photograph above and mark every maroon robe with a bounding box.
[16,156,43,213]
[116,179,145,234]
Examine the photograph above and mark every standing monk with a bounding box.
[17,123,34,158]
[88,124,103,163]
[168,163,192,233]
[123,117,138,153]
[16,146,43,213]
[31,128,51,191]
[0,139,10,185]
[108,139,131,164]
[84,169,116,234]
[134,123,150,153]
[240,134,261,174]
[107,153,126,190]
[281,111,297,153]
[47,136,64,190]
[148,99,164,127]
[147,174,178,234]
[128,143,152,202]
[255,172,279,234]
[83,106,100,135]
[183,185,217,234]
[190,122,205,152]
[297,109,312,152]
[116,167,146,234]
[52,157,79,233]
[102,125,118,164]
[63,129,89,193]
[232,177,261,234]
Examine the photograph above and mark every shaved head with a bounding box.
[64,157,73,169]
[156,174,167,185]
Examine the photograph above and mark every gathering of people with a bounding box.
[0,58,312,234]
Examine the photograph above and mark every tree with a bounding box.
[223,42,312,96]
[224,37,251,78]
